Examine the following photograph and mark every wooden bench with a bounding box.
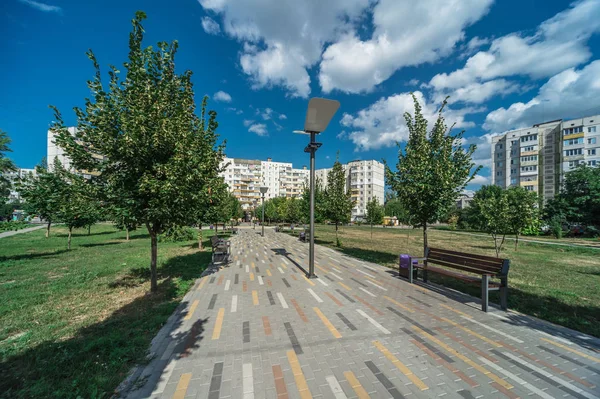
[299,231,311,242]
[211,235,230,264]
[408,247,510,312]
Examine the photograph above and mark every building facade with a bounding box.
[219,157,385,220]
[5,168,37,202]
[491,114,599,202]
[47,128,102,178]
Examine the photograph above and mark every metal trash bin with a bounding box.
[398,254,418,280]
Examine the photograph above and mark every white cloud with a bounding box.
[464,133,498,168]
[260,108,273,120]
[439,79,521,105]
[484,60,600,132]
[199,0,370,98]
[466,36,490,51]
[248,123,268,136]
[19,0,61,12]
[278,114,287,120]
[227,107,244,114]
[319,0,492,94]
[213,90,232,102]
[340,91,478,152]
[430,0,600,92]
[469,174,490,186]
[407,79,420,86]
[201,16,221,35]
[243,119,255,127]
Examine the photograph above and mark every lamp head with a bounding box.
[259,186,268,194]
[304,98,340,133]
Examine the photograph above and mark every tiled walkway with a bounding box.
[123,228,600,399]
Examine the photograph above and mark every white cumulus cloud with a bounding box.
[19,0,61,12]
[248,123,268,136]
[484,60,600,132]
[201,16,221,35]
[340,91,478,152]
[213,90,232,102]
[319,0,492,94]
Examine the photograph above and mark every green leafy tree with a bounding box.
[365,197,384,238]
[385,95,480,255]
[17,158,65,237]
[0,130,17,203]
[286,197,301,224]
[50,12,225,292]
[544,165,600,228]
[383,197,412,225]
[472,185,510,257]
[300,179,326,225]
[506,187,539,250]
[324,158,354,244]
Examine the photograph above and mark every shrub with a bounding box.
[159,226,195,242]
[550,217,563,239]
[448,215,459,230]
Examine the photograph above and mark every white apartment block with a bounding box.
[47,128,102,178]
[5,168,37,202]
[491,114,599,202]
[219,157,385,220]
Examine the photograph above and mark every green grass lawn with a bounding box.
[307,225,600,338]
[0,224,218,399]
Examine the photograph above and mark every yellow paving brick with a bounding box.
[250,272,255,281]
[252,290,259,305]
[183,300,199,321]
[440,317,502,348]
[212,308,225,340]
[383,296,415,313]
[287,350,313,399]
[541,338,600,363]
[338,282,352,291]
[313,307,342,339]
[344,371,370,399]
[412,326,513,390]
[266,269,272,276]
[196,277,208,291]
[172,373,192,399]
[439,303,472,318]
[373,341,428,390]
[303,275,316,286]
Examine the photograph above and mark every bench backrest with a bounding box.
[426,247,509,277]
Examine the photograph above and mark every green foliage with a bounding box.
[385,95,480,254]
[300,179,327,224]
[506,186,539,249]
[472,185,510,257]
[0,221,30,232]
[447,214,459,230]
[324,157,354,236]
[160,225,196,242]
[50,12,225,291]
[544,165,600,229]
[383,197,412,224]
[550,216,564,239]
[366,197,384,225]
[286,197,301,224]
[0,130,17,203]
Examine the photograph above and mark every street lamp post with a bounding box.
[259,186,268,237]
[294,98,340,278]
[252,200,257,229]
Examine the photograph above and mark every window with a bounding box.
[524,185,535,191]
[564,137,584,146]
[510,178,517,185]
[497,143,503,149]
[497,152,503,158]
[511,168,517,174]
[588,138,597,145]
[520,134,537,142]
[589,149,597,155]
[564,126,583,135]
[569,160,584,167]
[588,160,597,166]
[496,171,502,177]
[520,165,537,172]
[511,140,518,145]
[523,145,536,152]
[564,148,583,156]
[496,161,503,167]
[588,126,597,133]
[520,155,538,162]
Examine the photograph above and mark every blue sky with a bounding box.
[2,0,600,189]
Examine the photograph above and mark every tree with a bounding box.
[472,185,510,257]
[17,158,65,237]
[0,130,17,203]
[365,197,384,238]
[384,197,412,225]
[286,197,301,224]
[50,12,225,292]
[544,165,600,228]
[385,95,480,255]
[300,179,326,225]
[324,158,354,244]
[506,187,539,250]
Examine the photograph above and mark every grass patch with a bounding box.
[308,225,600,338]
[0,224,218,398]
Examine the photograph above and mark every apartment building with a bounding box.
[47,128,102,178]
[219,157,385,220]
[491,114,599,202]
[5,168,37,202]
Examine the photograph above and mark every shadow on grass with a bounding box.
[0,250,212,399]
[0,249,70,262]
[79,242,122,248]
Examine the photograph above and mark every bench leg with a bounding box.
[408,258,414,284]
[481,275,490,312]
[423,268,428,283]
[500,278,508,311]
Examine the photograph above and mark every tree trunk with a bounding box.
[67,227,72,251]
[149,228,158,293]
[87,225,91,235]
[46,221,51,238]
[215,223,218,236]
[514,234,519,251]
[422,223,428,256]
[335,222,339,240]
[126,227,130,241]
[370,223,373,239]
[198,224,203,250]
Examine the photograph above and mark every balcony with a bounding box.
[563,132,584,140]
